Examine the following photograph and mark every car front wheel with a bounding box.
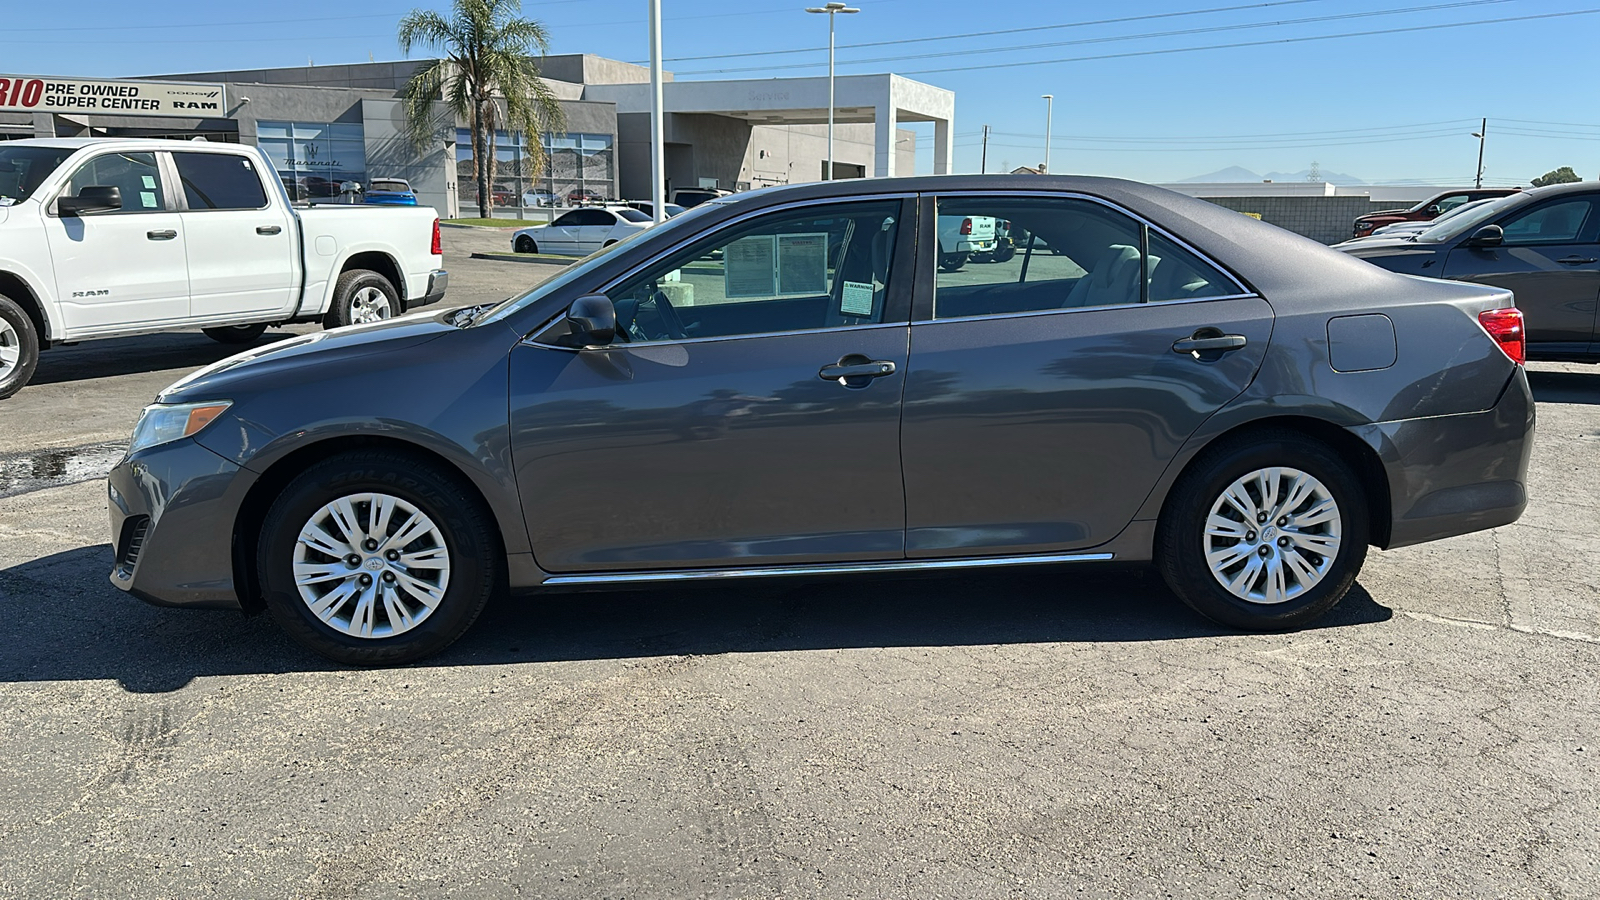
[1156,430,1368,631]
[257,451,501,665]
[515,236,536,253]
[0,294,40,401]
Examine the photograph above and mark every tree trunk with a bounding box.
[474,100,491,220]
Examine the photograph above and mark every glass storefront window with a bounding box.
[258,120,367,201]
[454,128,615,209]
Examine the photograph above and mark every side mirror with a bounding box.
[1467,224,1504,247]
[57,185,122,216]
[564,293,617,345]
[1424,204,1441,216]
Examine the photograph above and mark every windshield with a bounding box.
[0,146,75,205]
[1415,194,1523,243]
[474,201,720,326]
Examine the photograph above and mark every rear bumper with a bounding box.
[108,438,253,610]
[413,269,448,308]
[1353,367,1535,549]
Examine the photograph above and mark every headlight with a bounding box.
[128,401,232,454]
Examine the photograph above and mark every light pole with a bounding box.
[1472,117,1487,190]
[649,0,666,222]
[806,2,858,181]
[1041,94,1053,175]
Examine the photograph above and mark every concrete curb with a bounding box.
[469,252,576,266]
[440,223,528,231]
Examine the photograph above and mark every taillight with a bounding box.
[430,218,442,256]
[1478,307,1525,365]
[960,217,972,235]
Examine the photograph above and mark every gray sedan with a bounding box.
[107,175,1534,665]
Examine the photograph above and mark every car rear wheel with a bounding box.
[0,294,40,401]
[515,236,536,254]
[325,269,399,329]
[1156,430,1368,630]
[939,252,968,272]
[257,451,501,665]
[202,323,268,344]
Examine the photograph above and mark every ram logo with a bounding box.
[173,101,220,110]
[71,289,111,298]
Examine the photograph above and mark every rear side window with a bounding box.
[615,208,651,223]
[172,152,268,210]
[1500,199,1594,245]
[1147,232,1235,302]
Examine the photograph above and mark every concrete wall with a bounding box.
[536,55,671,87]
[1202,196,1376,244]
[360,98,454,217]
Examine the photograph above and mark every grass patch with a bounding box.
[442,218,538,228]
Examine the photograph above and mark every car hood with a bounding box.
[158,312,457,403]
[1355,208,1410,222]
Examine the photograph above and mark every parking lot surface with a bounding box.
[1,227,1597,897]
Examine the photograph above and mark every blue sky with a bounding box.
[9,0,1600,185]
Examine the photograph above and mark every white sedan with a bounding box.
[512,207,655,256]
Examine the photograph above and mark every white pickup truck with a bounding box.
[0,138,447,399]
[936,213,998,272]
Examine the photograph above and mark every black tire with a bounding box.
[202,323,268,344]
[938,252,968,272]
[257,450,502,666]
[1155,429,1369,631]
[323,269,399,329]
[515,236,537,254]
[992,242,1016,263]
[0,294,41,401]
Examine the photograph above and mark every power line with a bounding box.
[971,119,1480,144]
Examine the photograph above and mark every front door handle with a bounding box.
[256,225,282,235]
[1557,255,1597,265]
[146,229,177,241]
[1172,332,1248,355]
[819,357,896,383]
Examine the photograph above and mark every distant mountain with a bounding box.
[1179,166,1366,185]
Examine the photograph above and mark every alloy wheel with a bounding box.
[1203,466,1342,605]
[349,286,393,324]
[292,492,451,638]
[0,317,18,375]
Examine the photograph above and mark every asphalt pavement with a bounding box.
[1,226,1597,898]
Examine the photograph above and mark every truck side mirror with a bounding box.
[564,294,617,346]
[58,185,123,216]
[1467,224,1504,247]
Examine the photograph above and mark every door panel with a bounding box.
[510,327,910,571]
[901,297,1273,556]
[171,151,296,319]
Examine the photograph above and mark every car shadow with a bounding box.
[0,545,1392,693]
[1527,368,1600,406]
[28,331,303,387]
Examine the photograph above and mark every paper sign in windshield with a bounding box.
[724,236,775,298]
[725,231,830,299]
[841,281,875,316]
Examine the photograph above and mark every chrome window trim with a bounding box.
[541,550,1115,585]
[526,320,909,352]
[914,292,1264,327]
[927,188,1252,299]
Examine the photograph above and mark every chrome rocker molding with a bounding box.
[541,551,1117,585]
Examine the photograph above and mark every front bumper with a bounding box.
[413,269,448,308]
[108,438,256,610]
[1354,367,1535,549]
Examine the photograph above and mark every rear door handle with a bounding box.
[1172,333,1248,354]
[819,359,896,382]
[256,225,282,235]
[1557,256,1597,265]
[146,229,177,241]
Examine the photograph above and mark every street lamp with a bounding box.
[649,0,665,222]
[806,2,858,181]
[1041,94,1053,175]
[1472,117,1487,190]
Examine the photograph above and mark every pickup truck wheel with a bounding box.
[257,450,501,666]
[325,269,398,329]
[938,252,968,272]
[515,236,536,254]
[202,324,268,344]
[0,294,40,401]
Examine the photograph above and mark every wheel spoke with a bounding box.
[1263,555,1288,604]
[368,494,397,543]
[1283,547,1321,588]
[1206,542,1254,570]
[0,344,18,367]
[299,523,352,559]
[386,510,438,551]
[397,546,450,569]
[1280,472,1316,517]
[1290,498,1339,527]
[1205,514,1249,539]
[393,569,446,609]
[328,497,364,547]
[1257,467,1281,516]
[1288,531,1340,557]
[307,579,359,621]
[1227,555,1265,595]
[293,561,350,586]
[1222,483,1259,521]
[348,586,378,638]
[380,584,416,632]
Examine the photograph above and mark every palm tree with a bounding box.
[398,0,566,219]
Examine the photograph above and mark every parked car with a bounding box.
[566,188,607,206]
[936,213,997,270]
[363,177,418,206]
[623,200,688,219]
[1351,188,1519,239]
[0,138,447,399]
[1363,197,1498,239]
[1341,181,1600,361]
[510,206,655,255]
[107,174,1533,665]
[522,190,558,208]
[672,187,731,208]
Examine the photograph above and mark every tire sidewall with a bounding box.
[0,294,40,401]
[1162,436,1369,630]
[259,455,495,665]
[516,237,536,253]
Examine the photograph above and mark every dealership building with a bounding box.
[0,57,955,216]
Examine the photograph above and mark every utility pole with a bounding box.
[980,124,990,174]
[1472,118,1487,189]
[648,0,665,222]
[1040,94,1054,174]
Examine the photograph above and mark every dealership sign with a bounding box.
[0,76,226,117]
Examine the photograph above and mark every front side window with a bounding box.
[1500,199,1594,245]
[604,200,902,343]
[933,196,1235,319]
[1432,193,1472,214]
[172,152,268,210]
[64,151,166,213]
